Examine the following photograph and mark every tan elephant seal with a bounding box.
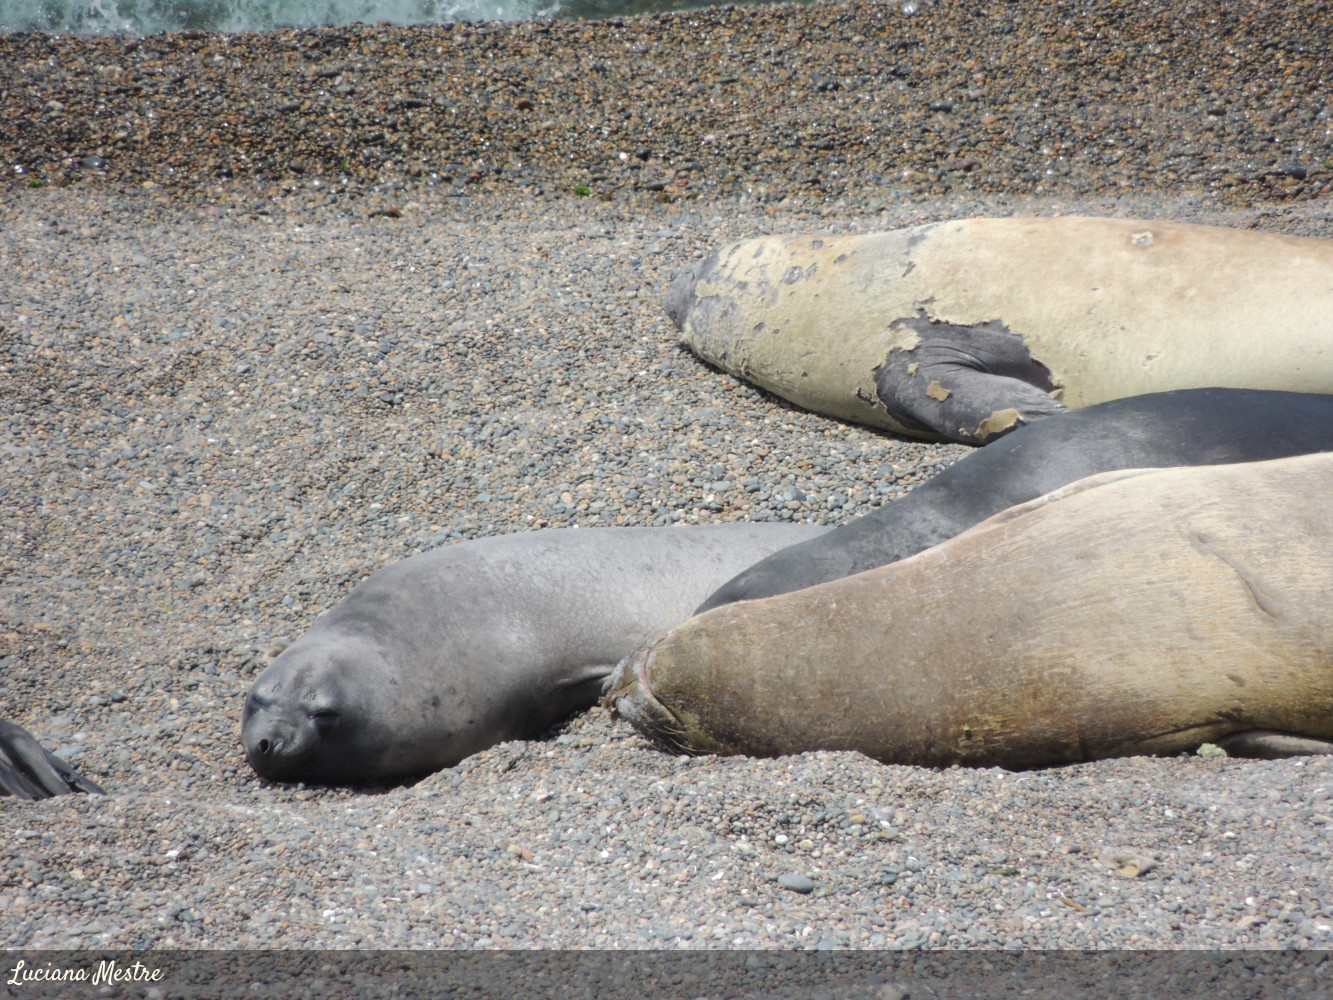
[608,452,1333,769]
[666,217,1333,443]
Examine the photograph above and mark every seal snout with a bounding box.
[664,267,699,330]
[241,715,301,779]
[605,647,694,756]
[241,688,329,781]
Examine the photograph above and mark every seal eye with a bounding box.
[310,709,340,731]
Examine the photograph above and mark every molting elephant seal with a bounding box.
[667,217,1333,443]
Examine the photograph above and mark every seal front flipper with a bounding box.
[0,719,105,799]
[874,319,1067,444]
[1214,730,1333,759]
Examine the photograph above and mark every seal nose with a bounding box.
[252,736,285,757]
[242,710,298,777]
[664,268,698,330]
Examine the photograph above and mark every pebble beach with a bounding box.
[3,0,1333,984]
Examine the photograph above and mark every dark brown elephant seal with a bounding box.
[608,453,1333,769]
[667,217,1333,443]
[695,388,1333,612]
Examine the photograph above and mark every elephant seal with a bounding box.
[667,217,1333,443]
[696,388,1333,612]
[609,453,1333,769]
[0,719,104,799]
[242,523,826,786]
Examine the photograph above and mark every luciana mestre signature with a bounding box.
[6,958,164,987]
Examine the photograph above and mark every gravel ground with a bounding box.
[2,0,1333,975]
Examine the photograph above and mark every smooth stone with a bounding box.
[778,874,815,894]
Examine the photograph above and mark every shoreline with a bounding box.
[3,0,1330,206]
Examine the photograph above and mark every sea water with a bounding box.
[0,0,789,34]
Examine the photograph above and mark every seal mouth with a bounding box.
[241,703,327,782]
[604,646,699,756]
[243,730,321,782]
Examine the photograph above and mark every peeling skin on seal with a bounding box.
[975,408,1022,441]
[781,263,818,285]
[872,311,1067,444]
[686,295,740,342]
[665,251,720,330]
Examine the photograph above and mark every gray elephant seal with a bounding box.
[610,453,1333,769]
[696,388,1333,612]
[243,523,825,786]
[667,217,1333,443]
[0,719,104,799]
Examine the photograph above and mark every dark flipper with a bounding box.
[0,720,104,799]
[874,317,1066,443]
[1215,730,1333,759]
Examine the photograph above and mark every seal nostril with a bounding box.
[256,738,273,755]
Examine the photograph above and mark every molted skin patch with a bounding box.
[974,408,1023,441]
[873,313,1065,443]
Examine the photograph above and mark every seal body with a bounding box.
[610,453,1333,769]
[668,217,1333,443]
[242,523,825,786]
[697,388,1333,612]
[0,719,104,799]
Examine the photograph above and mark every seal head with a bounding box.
[242,633,418,786]
[664,266,699,330]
